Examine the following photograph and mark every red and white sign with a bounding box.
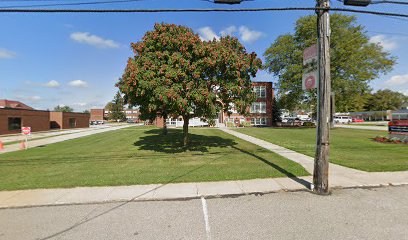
[303,44,318,65]
[302,71,318,90]
[21,127,31,135]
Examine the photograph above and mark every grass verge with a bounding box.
[0,126,309,190]
[234,127,408,172]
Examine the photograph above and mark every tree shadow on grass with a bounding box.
[231,145,311,189]
[134,128,237,153]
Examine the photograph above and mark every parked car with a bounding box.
[334,116,352,124]
[352,118,364,123]
[282,117,301,123]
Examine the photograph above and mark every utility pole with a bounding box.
[313,0,331,195]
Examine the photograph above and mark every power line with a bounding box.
[371,0,408,5]
[0,7,407,18]
[0,0,145,8]
[368,30,408,36]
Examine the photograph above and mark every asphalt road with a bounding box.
[0,185,407,240]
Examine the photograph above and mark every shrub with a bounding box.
[226,122,235,127]
[242,121,251,127]
[302,122,316,127]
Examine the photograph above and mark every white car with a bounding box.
[334,116,352,124]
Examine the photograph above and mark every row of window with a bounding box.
[7,117,77,131]
[225,117,268,126]
[105,110,139,114]
[250,102,266,113]
[251,118,267,126]
[253,86,266,98]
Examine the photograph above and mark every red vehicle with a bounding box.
[352,118,364,123]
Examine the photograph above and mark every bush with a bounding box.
[302,122,316,127]
[226,122,235,127]
[242,121,251,127]
[207,119,216,127]
[373,135,408,144]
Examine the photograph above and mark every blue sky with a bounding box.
[1,0,407,111]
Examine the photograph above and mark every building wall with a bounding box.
[50,112,90,129]
[223,82,274,127]
[90,109,105,121]
[0,109,50,135]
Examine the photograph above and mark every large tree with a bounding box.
[118,23,261,146]
[365,89,408,111]
[264,14,396,112]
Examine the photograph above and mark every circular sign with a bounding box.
[22,127,31,135]
[305,76,316,89]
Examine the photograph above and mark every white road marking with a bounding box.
[201,196,211,240]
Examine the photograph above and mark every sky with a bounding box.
[0,0,407,112]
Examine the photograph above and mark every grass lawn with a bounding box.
[0,126,309,191]
[234,127,408,172]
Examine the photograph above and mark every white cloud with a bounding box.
[383,74,408,86]
[220,26,237,37]
[68,80,88,88]
[73,102,87,107]
[0,48,16,59]
[16,95,42,102]
[238,26,264,43]
[198,27,219,41]
[42,80,60,88]
[70,32,120,48]
[369,35,398,51]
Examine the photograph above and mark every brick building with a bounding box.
[90,109,105,121]
[49,112,90,129]
[0,99,89,135]
[91,108,140,122]
[221,81,275,127]
[0,109,50,135]
[154,81,275,128]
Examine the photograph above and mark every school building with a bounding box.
[155,81,275,127]
[0,99,90,135]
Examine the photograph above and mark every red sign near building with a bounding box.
[21,127,31,135]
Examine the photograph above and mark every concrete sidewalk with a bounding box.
[1,173,407,209]
[0,124,132,154]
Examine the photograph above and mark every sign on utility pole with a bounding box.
[314,0,331,195]
[302,44,318,90]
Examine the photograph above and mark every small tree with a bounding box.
[107,91,126,121]
[119,23,261,146]
[271,96,282,125]
[53,105,73,112]
[83,110,90,114]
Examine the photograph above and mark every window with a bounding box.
[250,102,266,113]
[253,86,266,98]
[69,118,76,128]
[251,118,267,126]
[8,117,21,131]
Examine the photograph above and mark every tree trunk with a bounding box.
[182,115,189,146]
[162,113,168,135]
